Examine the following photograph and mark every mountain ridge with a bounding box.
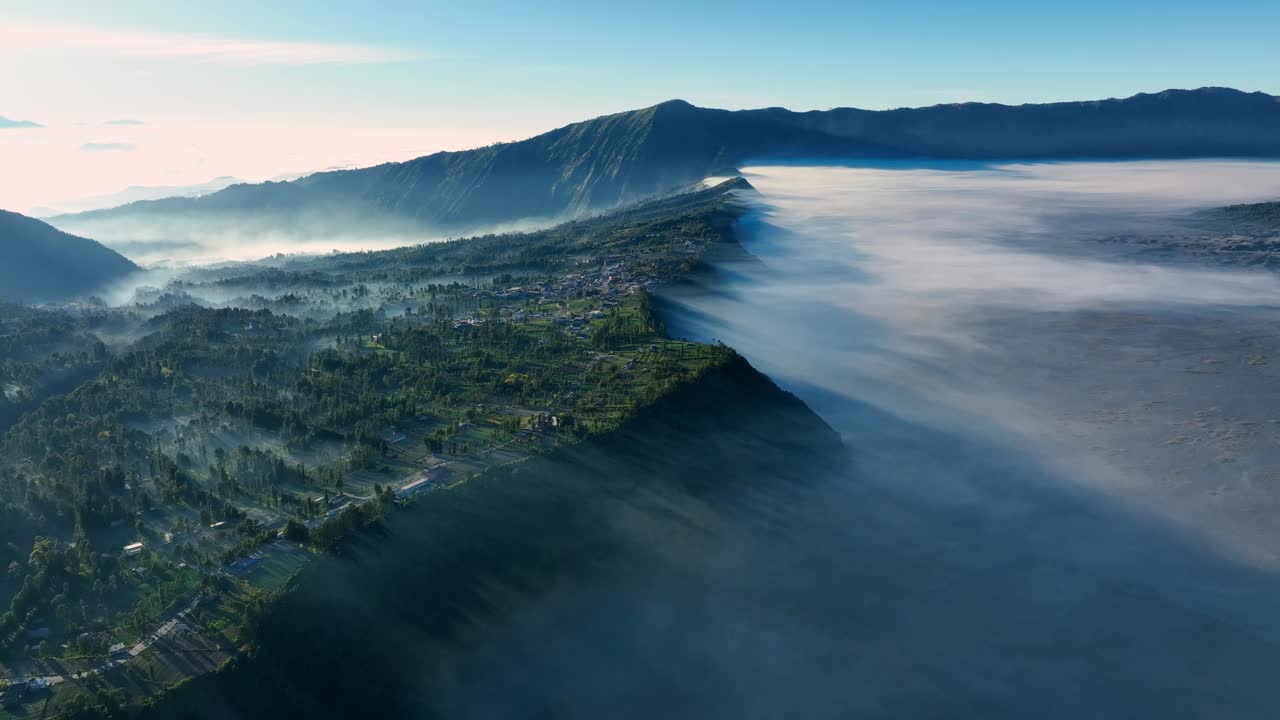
[51,87,1280,242]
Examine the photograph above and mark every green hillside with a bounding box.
[0,210,139,302]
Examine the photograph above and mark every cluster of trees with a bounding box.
[309,487,395,549]
[591,291,664,348]
[0,304,117,435]
[0,535,134,655]
[217,521,278,564]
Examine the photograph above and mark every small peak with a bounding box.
[720,176,755,192]
[1134,87,1253,101]
[652,99,695,111]
[1184,86,1248,95]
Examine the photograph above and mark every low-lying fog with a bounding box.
[56,217,444,267]
[53,209,562,267]
[635,160,1280,716]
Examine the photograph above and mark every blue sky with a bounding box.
[2,0,1278,212]
[6,0,1280,120]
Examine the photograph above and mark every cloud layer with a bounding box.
[663,160,1280,565]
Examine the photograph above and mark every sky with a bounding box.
[2,0,1279,214]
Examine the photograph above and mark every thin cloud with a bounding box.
[103,119,144,127]
[0,20,424,66]
[0,115,41,128]
[81,142,136,152]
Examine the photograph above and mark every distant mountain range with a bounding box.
[0,115,41,129]
[50,87,1280,242]
[31,176,247,216]
[0,210,139,302]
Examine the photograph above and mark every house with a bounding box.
[395,472,435,501]
[122,541,145,557]
[79,631,111,648]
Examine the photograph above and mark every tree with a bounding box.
[283,520,309,543]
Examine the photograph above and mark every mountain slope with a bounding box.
[0,210,139,301]
[53,87,1280,240]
